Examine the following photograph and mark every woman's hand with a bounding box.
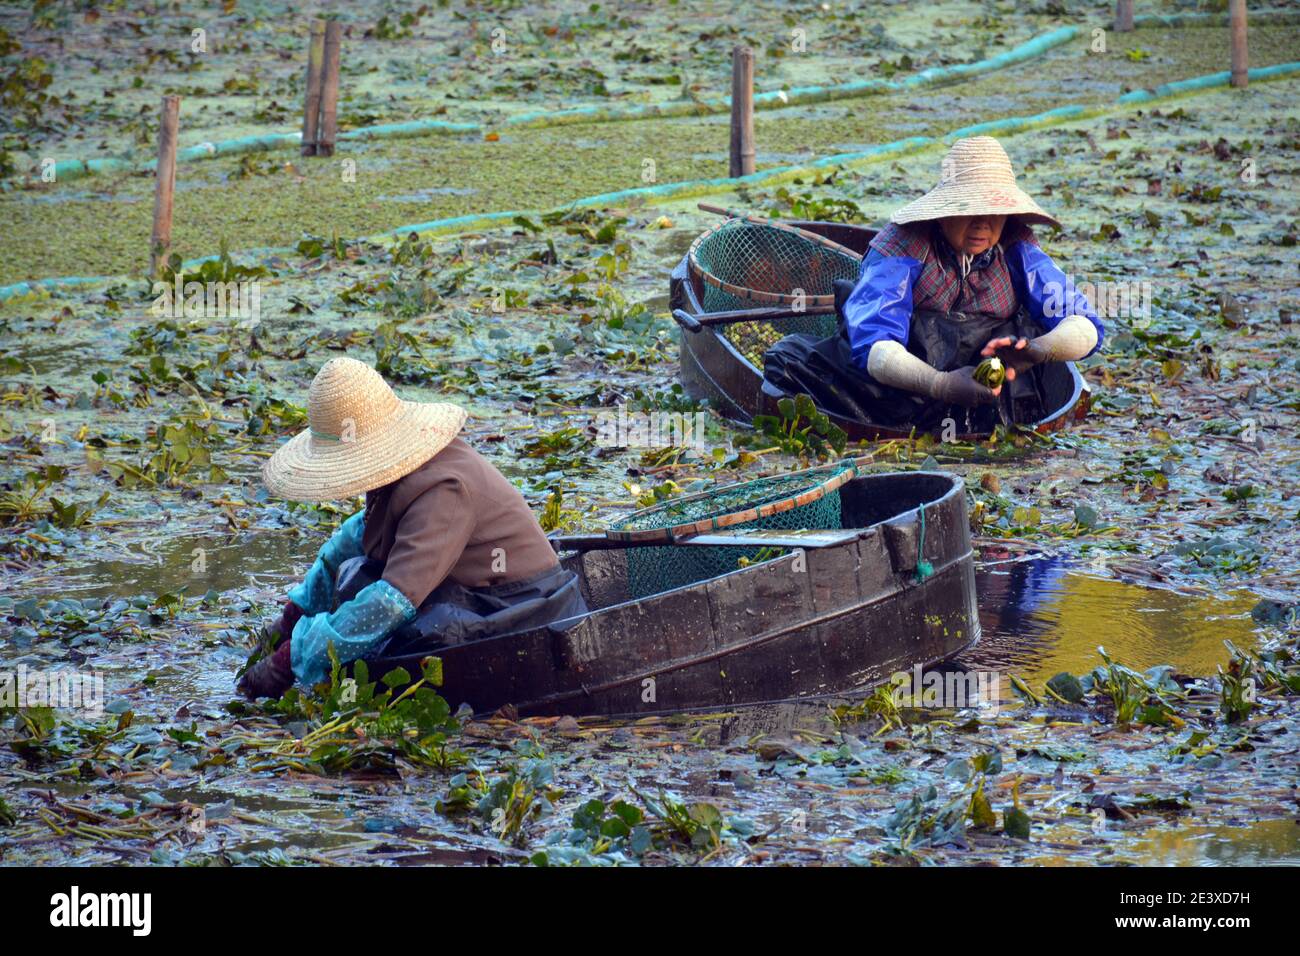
[980,336,1028,379]
[237,638,295,700]
[932,366,1001,407]
[985,335,1051,375]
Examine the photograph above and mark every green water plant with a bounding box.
[752,393,847,460]
[1088,648,1183,728]
[0,465,104,529]
[477,751,558,847]
[631,789,730,852]
[1218,640,1256,723]
[247,651,463,775]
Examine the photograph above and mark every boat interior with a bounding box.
[565,471,956,612]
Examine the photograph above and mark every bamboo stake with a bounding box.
[318,20,342,157]
[301,19,326,156]
[1115,0,1134,32]
[729,45,755,178]
[149,94,180,279]
[1229,0,1248,88]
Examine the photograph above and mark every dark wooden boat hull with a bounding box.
[671,220,1090,441]
[370,472,978,718]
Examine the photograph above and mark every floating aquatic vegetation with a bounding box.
[535,798,653,865]
[0,465,105,530]
[884,783,972,853]
[767,183,866,224]
[630,789,737,855]
[1170,536,1265,576]
[243,396,307,438]
[1218,641,1257,724]
[475,748,559,847]
[242,654,465,776]
[2,30,1300,866]
[831,685,907,734]
[84,407,230,488]
[156,242,273,287]
[752,393,848,460]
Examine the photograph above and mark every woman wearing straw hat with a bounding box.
[764,136,1104,430]
[237,357,587,699]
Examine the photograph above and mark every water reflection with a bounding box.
[51,531,304,601]
[49,541,1262,704]
[1120,818,1300,867]
[959,555,1259,693]
[1028,818,1300,867]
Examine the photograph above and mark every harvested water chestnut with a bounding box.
[974,356,1006,388]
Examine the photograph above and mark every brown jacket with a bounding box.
[361,438,558,607]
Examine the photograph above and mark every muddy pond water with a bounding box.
[60,531,1261,692]
[959,554,1261,701]
[15,534,1290,867]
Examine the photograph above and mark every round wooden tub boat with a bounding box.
[369,471,979,718]
[670,220,1090,442]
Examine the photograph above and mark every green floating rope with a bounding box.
[915,500,934,582]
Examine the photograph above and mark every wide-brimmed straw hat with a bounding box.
[262,357,466,502]
[891,136,1059,229]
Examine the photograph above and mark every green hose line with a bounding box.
[0,25,1084,188]
[3,61,1298,305]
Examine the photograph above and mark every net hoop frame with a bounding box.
[606,459,860,545]
[686,215,864,309]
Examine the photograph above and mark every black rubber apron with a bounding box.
[762,279,1048,433]
[333,557,588,655]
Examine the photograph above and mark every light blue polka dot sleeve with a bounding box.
[287,510,367,615]
[290,579,417,687]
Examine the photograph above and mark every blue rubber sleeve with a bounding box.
[289,579,418,687]
[842,250,924,371]
[287,511,367,615]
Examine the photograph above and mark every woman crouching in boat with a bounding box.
[238,357,587,699]
[764,136,1105,432]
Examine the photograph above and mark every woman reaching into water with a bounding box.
[238,357,586,699]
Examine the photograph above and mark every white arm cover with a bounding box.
[1033,314,1097,362]
[867,339,944,398]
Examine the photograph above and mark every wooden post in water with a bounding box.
[1229,0,1248,88]
[318,20,342,157]
[150,94,180,279]
[729,45,755,178]
[301,19,326,156]
[1115,0,1134,32]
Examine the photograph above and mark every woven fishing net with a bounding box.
[688,219,858,366]
[611,466,848,599]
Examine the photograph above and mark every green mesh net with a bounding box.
[611,467,848,599]
[688,219,859,367]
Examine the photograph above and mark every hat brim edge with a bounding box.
[262,401,468,502]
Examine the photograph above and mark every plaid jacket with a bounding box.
[841,219,1101,370]
[870,220,1025,317]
